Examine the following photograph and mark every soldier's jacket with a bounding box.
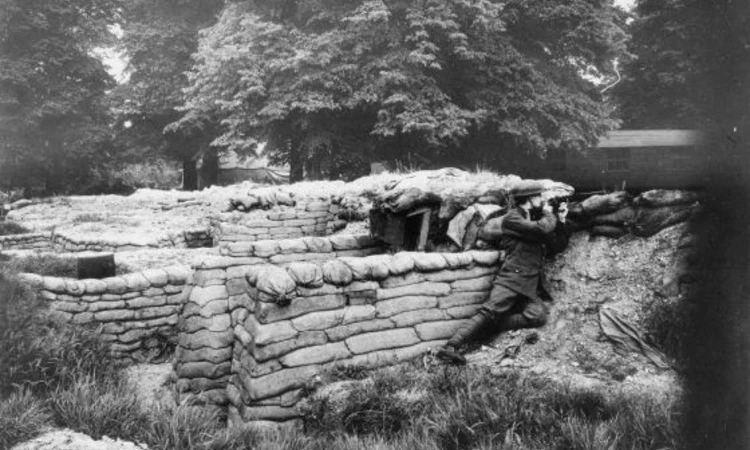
[493,206,569,301]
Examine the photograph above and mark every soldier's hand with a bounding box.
[542,202,554,214]
[557,202,569,223]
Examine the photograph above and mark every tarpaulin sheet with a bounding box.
[599,307,670,369]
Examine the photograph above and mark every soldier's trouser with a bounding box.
[446,284,547,348]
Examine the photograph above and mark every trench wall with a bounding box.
[19,266,192,361]
[1,229,213,252]
[212,200,345,250]
[173,248,501,424]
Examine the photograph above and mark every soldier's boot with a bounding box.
[436,313,493,365]
[494,308,547,332]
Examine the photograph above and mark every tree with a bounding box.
[0,0,121,193]
[172,0,629,181]
[113,0,223,189]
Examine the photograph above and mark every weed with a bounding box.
[0,221,30,236]
[139,400,222,450]
[50,375,147,440]
[4,254,78,277]
[0,390,53,449]
[642,296,692,366]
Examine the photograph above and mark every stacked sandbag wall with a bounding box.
[219,234,383,262]
[51,228,213,252]
[569,189,701,238]
[19,266,192,360]
[0,232,53,250]
[212,200,346,249]
[223,250,501,423]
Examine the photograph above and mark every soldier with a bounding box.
[436,181,570,365]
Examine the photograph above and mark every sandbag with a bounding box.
[322,260,354,285]
[255,266,297,302]
[386,253,415,275]
[339,257,373,281]
[590,225,628,238]
[439,194,475,221]
[446,206,477,247]
[632,204,696,237]
[590,206,636,226]
[286,262,324,287]
[576,191,630,216]
[634,189,701,207]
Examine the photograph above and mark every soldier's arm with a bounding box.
[477,217,504,242]
[501,210,557,242]
[546,220,571,256]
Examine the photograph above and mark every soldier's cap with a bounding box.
[510,180,546,198]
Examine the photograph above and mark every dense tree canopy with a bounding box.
[172,0,629,180]
[112,0,223,189]
[0,0,120,192]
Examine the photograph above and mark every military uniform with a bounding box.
[436,187,569,365]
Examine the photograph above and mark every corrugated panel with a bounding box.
[597,130,706,148]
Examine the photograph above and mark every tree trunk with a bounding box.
[201,149,219,188]
[182,157,197,191]
[289,145,304,182]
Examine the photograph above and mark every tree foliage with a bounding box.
[112,0,223,188]
[173,0,629,180]
[615,0,750,131]
[0,0,120,192]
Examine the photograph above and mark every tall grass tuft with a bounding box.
[49,375,147,441]
[140,400,223,450]
[0,390,53,449]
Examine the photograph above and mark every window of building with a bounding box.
[606,148,630,172]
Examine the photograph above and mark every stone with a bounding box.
[178,329,235,350]
[438,291,488,308]
[345,328,421,354]
[376,282,450,301]
[376,296,438,318]
[390,309,447,327]
[177,361,232,379]
[142,269,170,287]
[290,309,345,331]
[245,315,299,346]
[190,285,228,306]
[254,331,328,362]
[451,275,494,292]
[280,342,351,367]
[326,319,395,342]
[124,273,151,291]
[93,309,135,321]
[415,320,466,341]
[341,305,377,324]
[255,294,347,324]
[246,364,321,401]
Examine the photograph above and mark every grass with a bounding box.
[0,221,30,236]
[300,362,684,450]
[642,296,692,367]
